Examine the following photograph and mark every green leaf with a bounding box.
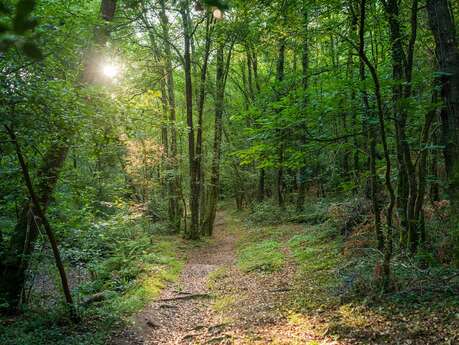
[0,34,16,51]
[0,1,11,14]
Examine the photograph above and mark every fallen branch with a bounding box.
[208,322,228,332]
[182,334,197,341]
[82,292,106,306]
[157,293,210,302]
[145,319,160,329]
[206,335,231,344]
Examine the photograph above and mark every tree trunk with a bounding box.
[247,44,264,203]
[181,3,199,240]
[257,168,265,201]
[196,14,213,232]
[381,0,418,252]
[414,88,438,247]
[203,43,225,236]
[275,39,285,209]
[358,0,396,290]
[296,4,309,212]
[430,127,440,202]
[159,0,182,232]
[141,9,169,198]
[358,0,383,252]
[426,0,459,217]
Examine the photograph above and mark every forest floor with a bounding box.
[110,211,238,344]
[109,210,314,345]
[109,208,459,345]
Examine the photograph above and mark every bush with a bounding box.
[336,249,459,302]
[246,201,288,226]
[289,200,329,224]
[425,201,459,266]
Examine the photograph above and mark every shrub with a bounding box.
[288,200,329,224]
[246,201,288,226]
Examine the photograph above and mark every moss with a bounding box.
[237,240,284,273]
[212,295,237,313]
[207,267,229,289]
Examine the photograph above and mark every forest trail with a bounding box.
[110,211,334,345]
[111,211,238,345]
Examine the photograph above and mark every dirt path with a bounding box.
[111,211,319,345]
[111,211,236,345]
[110,210,459,345]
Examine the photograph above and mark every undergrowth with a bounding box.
[237,240,284,273]
[246,199,331,226]
[288,221,342,310]
[234,198,459,343]
[0,205,184,345]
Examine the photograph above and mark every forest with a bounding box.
[0,0,458,344]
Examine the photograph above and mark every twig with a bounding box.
[157,293,210,302]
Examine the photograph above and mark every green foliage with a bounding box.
[427,208,459,267]
[0,207,184,345]
[1,0,459,342]
[338,249,459,304]
[0,309,106,345]
[246,201,290,226]
[290,200,330,224]
[246,199,331,226]
[0,0,42,59]
[237,239,284,273]
[288,222,342,309]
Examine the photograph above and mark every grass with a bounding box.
[287,221,342,310]
[212,294,237,313]
[237,239,284,273]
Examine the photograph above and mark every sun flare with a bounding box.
[102,63,119,78]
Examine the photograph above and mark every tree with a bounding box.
[0,0,117,311]
[426,0,459,217]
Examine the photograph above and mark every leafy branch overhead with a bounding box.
[0,0,42,58]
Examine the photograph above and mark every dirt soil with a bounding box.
[109,212,237,344]
[108,210,459,345]
[109,212,335,345]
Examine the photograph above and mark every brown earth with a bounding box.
[109,211,332,345]
[109,212,237,345]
